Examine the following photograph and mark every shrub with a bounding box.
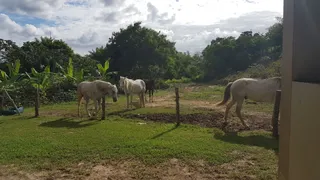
[216,60,281,85]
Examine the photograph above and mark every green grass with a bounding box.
[0,112,278,178]
[0,87,278,179]
[181,85,225,101]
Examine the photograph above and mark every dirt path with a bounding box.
[0,156,262,180]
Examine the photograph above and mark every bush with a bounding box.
[165,77,192,84]
[216,60,281,85]
[1,76,79,108]
[155,79,170,89]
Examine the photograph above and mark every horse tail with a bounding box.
[141,80,146,93]
[215,82,233,106]
[145,80,148,93]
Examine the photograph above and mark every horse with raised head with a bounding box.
[144,79,155,103]
[77,80,118,117]
[215,77,281,129]
[119,76,146,109]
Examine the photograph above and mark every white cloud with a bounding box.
[0,0,283,55]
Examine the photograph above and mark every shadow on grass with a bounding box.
[11,115,38,120]
[150,125,179,139]
[39,118,97,129]
[214,132,279,153]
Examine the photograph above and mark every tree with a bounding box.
[20,37,74,73]
[265,17,283,60]
[72,54,99,77]
[0,39,22,73]
[100,21,177,79]
[201,19,282,81]
[88,46,107,65]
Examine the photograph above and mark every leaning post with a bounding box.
[272,90,281,138]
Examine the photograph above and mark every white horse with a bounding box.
[215,77,281,129]
[77,80,118,117]
[119,76,146,109]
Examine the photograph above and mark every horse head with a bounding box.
[95,81,118,102]
[119,76,127,90]
[111,84,118,102]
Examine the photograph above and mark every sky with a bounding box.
[0,0,283,55]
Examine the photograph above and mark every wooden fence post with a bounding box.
[175,87,181,127]
[101,96,106,120]
[272,90,281,138]
[35,87,39,117]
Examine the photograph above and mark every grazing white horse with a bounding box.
[119,76,146,109]
[77,80,118,117]
[215,77,281,129]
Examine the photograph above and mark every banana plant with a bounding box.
[56,57,84,83]
[25,65,52,117]
[0,59,22,114]
[96,58,117,82]
[0,59,22,90]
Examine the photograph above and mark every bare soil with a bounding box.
[0,156,262,180]
[36,93,273,132]
[121,112,271,132]
[142,94,273,132]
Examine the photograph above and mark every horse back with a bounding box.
[77,81,102,99]
[233,77,281,102]
[126,79,145,93]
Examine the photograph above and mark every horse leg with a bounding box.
[151,89,154,102]
[145,90,148,103]
[143,92,146,107]
[130,94,133,108]
[141,92,145,108]
[149,90,152,103]
[223,99,236,126]
[93,99,99,117]
[96,98,101,114]
[126,94,130,109]
[84,98,91,117]
[77,95,82,117]
[235,99,249,129]
[139,93,143,108]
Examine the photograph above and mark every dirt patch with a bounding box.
[0,157,273,180]
[121,112,272,132]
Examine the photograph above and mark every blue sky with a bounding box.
[1,12,56,27]
[0,0,283,55]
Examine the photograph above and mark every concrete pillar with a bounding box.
[279,0,320,179]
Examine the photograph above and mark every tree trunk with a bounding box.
[35,86,40,117]
[4,90,20,115]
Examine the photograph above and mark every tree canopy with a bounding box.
[1,17,283,83]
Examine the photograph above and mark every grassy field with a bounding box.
[0,85,279,180]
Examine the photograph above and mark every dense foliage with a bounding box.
[0,17,283,107]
